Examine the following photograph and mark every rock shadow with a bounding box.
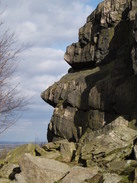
[74,8,137,140]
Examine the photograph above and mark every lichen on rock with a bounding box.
[41,0,137,182]
[42,0,137,143]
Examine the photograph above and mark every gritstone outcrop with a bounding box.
[42,0,137,143]
[40,0,137,181]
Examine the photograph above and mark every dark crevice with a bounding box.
[0,164,3,169]
[9,167,21,180]
[128,170,135,182]
[66,60,96,70]
[122,7,130,20]
[78,157,87,167]
[35,150,41,156]
[70,150,76,162]
[133,138,137,145]
[125,148,135,160]
[69,135,77,142]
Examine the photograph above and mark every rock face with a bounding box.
[64,0,132,69]
[42,0,137,143]
[40,0,137,182]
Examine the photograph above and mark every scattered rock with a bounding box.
[85,173,103,183]
[109,160,137,175]
[42,139,76,162]
[79,124,137,168]
[60,141,76,162]
[5,144,46,164]
[42,141,60,151]
[60,166,98,183]
[43,151,61,160]
[16,153,70,183]
[103,173,122,183]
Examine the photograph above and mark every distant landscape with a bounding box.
[0,141,47,151]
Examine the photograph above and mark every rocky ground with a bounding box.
[1,124,137,183]
[1,0,137,182]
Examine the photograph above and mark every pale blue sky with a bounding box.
[0,0,102,142]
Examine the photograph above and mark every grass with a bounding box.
[0,147,12,159]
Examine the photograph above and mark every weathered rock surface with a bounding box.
[1,143,96,183]
[0,178,13,183]
[64,0,134,69]
[42,0,137,144]
[0,135,137,182]
[0,163,19,180]
[0,144,47,181]
[5,143,46,164]
[60,166,98,183]
[42,62,115,142]
[103,173,122,183]
[79,123,137,168]
[15,153,70,183]
[42,139,76,162]
[14,153,100,183]
[40,0,137,182]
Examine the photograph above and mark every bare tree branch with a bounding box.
[0,27,28,134]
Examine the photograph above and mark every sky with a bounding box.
[0,0,102,143]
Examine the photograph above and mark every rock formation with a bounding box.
[42,0,137,143]
[42,0,137,181]
[2,0,137,182]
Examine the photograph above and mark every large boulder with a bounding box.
[15,153,71,183]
